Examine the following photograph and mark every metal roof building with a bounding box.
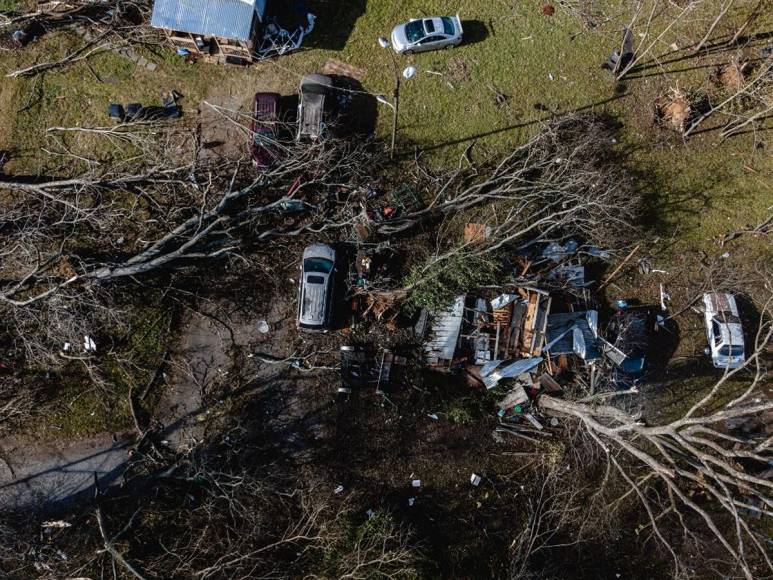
[151,0,267,42]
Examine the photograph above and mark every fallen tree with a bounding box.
[533,299,773,579]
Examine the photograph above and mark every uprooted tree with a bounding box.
[525,297,773,579]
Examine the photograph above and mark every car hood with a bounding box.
[303,244,335,262]
[391,24,409,50]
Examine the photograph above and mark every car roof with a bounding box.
[300,271,330,326]
[704,292,739,316]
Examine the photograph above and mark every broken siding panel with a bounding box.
[424,295,466,365]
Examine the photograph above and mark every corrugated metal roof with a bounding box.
[151,0,266,41]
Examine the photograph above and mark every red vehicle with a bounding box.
[250,92,280,169]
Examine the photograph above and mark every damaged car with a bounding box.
[702,292,745,369]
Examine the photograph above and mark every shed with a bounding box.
[151,0,267,64]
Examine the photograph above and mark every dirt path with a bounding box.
[0,304,261,512]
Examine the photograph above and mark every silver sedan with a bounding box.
[390,15,463,55]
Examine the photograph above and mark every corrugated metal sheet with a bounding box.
[424,295,465,364]
[151,0,265,41]
[546,311,603,361]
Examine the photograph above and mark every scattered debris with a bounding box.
[334,485,344,495]
[713,58,749,91]
[41,520,72,529]
[411,479,421,488]
[602,27,633,72]
[464,223,492,244]
[524,413,544,430]
[470,473,482,486]
[656,87,692,133]
[257,320,270,334]
[83,336,97,353]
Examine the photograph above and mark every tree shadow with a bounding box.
[623,30,773,78]
[299,0,368,51]
[404,92,629,157]
[328,75,378,136]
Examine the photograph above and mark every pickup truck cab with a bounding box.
[703,292,745,369]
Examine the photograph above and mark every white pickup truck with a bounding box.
[702,292,745,369]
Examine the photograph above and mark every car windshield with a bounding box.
[304,257,333,274]
[405,20,425,43]
[718,345,743,357]
[442,17,456,35]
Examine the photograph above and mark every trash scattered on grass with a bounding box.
[411,479,421,488]
[408,497,416,507]
[470,473,482,486]
[334,485,344,495]
[257,320,270,334]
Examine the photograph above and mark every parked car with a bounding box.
[702,292,745,369]
[607,307,650,376]
[297,74,333,140]
[390,15,463,55]
[297,244,336,331]
[250,92,280,168]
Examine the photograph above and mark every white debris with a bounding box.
[524,413,544,430]
[411,479,421,488]
[470,473,482,486]
[257,320,270,334]
[408,497,416,507]
[334,485,345,495]
[427,413,439,421]
[62,342,71,352]
[366,509,375,519]
[83,335,97,352]
[42,520,72,529]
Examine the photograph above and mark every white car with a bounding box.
[298,244,336,331]
[390,15,463,55]
[702,292,745,369]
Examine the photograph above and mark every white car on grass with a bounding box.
[390,15,463,55]
[702,292,745,369]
